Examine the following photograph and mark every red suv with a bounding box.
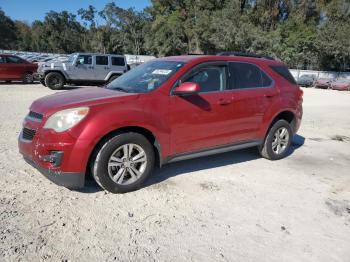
[18,54,303,193]
[0,54,37,83]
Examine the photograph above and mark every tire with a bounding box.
[23,73,33,84]
[259,119,293,160]
[92,132,155,193]
[108,74,121,83]
[45,72,65,90]
[39,79,46,87]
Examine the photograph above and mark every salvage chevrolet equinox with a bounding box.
[19,54,303,193]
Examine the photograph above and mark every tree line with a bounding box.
[1,0,349,71]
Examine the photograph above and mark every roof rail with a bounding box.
[217,51,275,60]
[187,53,205,55]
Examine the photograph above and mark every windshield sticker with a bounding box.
[152,69,172,75]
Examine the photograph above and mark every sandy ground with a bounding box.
[0,83,349,262]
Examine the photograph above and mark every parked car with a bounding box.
[0,54,38,83]
[297,74,316,87]
[314,78,332,89]
[37,53,128,89]
[330,78,350,91]
[19,54,303,193]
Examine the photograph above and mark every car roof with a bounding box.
[158,55,283,65]
[0,54,19,57]
[72,53,124,57]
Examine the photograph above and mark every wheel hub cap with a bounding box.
[107,143,147,185]
[272,127,289,155]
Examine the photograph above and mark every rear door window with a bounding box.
[228,62,273,89]
[96,56,109,66]
[5,56,24,64]
[112,57,125,66]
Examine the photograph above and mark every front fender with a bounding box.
[69,105,170,171]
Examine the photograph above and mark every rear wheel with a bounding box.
[92,132,155,193]
[259,119,292,160]
[23,73,33,84]
[45,72,65,90]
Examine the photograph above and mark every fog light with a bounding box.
[40,151,64,167]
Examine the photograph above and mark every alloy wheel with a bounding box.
[107,143,147,185]
[272,127,290,155]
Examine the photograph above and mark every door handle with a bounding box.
[218,98,233,105]
[88,66,94,69]
[264,93,278,98]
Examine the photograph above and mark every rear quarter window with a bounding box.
[112,57,125,66]
[270,65,296,84]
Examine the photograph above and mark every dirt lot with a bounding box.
[0,83,349,262]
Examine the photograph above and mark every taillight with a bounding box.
[298,88,303,98]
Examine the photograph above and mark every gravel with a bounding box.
[0,83,349,261]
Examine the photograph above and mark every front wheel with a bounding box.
[23,73,34,84]
[45,72,65,90]
[259,119,293,160]
[108,74,121,83]
[92,132,155,193]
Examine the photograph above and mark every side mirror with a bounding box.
[75,60,81,66]
[173,82,200,96]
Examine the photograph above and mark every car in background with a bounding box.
[297,74,316,87]
[37,53,129,89]
[331,78,350,91]
[314,78,333,89]
[0,54,38,83]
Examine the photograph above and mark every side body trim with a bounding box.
[165,140,262,164]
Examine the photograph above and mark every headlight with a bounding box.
[44,107,89,132]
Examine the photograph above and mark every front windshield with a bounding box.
[301,75,313,79]
[67,54,77,64]
[107,60,185,93]
[336,79,350,83]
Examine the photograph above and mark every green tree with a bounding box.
[0,8,17,49]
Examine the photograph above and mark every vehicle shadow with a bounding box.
[145,134,305,188]
[79,134,305,194]
[0,81,40,85]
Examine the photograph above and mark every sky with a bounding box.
[0,0,150,23]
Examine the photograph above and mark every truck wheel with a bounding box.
[45,72,65,90]
[92,132,155,193]
[259,119,292,160]
[108,74,121,83]
[23,73,33,84]
[39,79,46,87]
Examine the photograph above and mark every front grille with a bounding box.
[22,128,36,141]
[28,111,43,121]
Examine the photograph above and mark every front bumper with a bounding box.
[18,126,88,189]
[23,156,84,189]
[315,84,329,89]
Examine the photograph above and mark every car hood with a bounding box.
[316,79,331,84]
[30,87,139,116]
[38,61,67,72]
[332,82,350,87]
[298,78,312,82]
